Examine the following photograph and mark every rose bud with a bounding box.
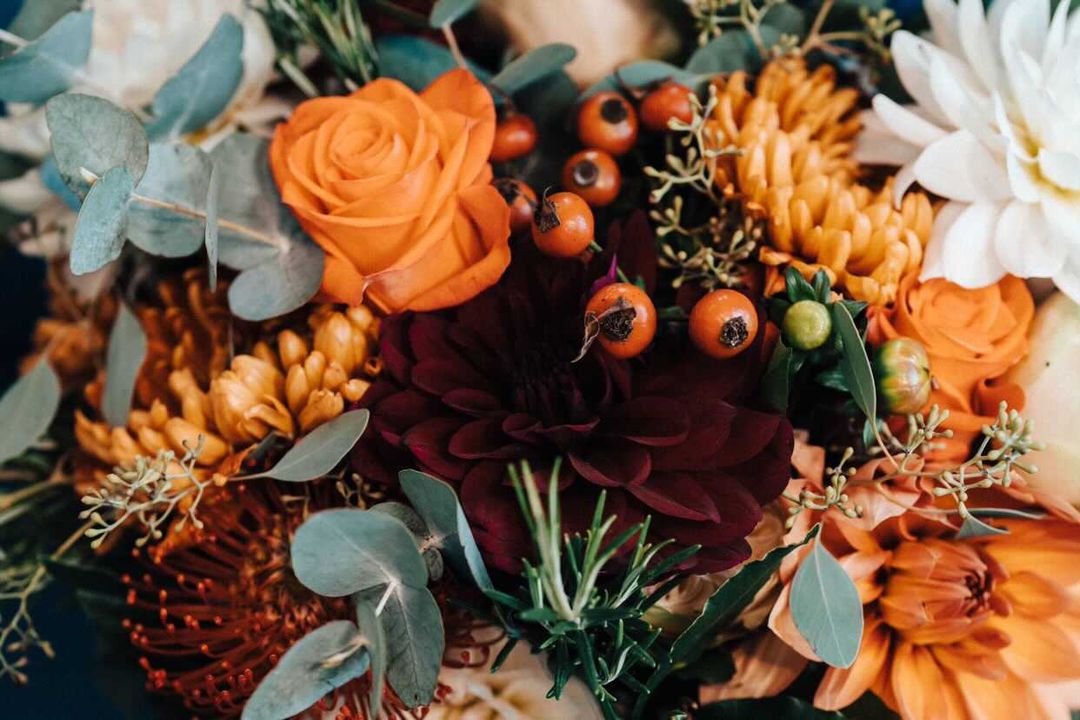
[873,337,932,415]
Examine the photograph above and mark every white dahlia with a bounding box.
[856,0,1080,299]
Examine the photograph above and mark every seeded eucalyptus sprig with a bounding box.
[489,460,698,720]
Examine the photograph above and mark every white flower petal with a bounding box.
[998,0,1050,63]
[1041,193,1080,247]
[1052,252,1080,303]
[941,202,1008,288]
[1038,148,1080,191]
[928,54,998,149]
[871,94,948,148]
[890,31,953,127]
[1042,0,1071,69]
[912,130,1012,202]
[853,109,923,166]
[993,201,1066,278]
[925,0,963,57]
[892,163,918,208]
[920,200,966,282]
[958,0,999,92]
[1006,149,1043,203]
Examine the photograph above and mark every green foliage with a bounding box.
[125,143,214,258]
[956,516,1008,538]
[5,0,80,41]
[144,14,245,140]
[832,302,877,423]
[490,44,577,95]
[360,583,444,707]
[70,166,133,274]
[0,10,93,103]
[0,361,61,466]
[686,26,780,74]
[354,590,387,712]
[226,234,324,320]
[241,620,370,720]
[374,34,490,92]
[101,304,148,427]
[428,0,479,28]
[581,60,704,99]
[790,538,863,668]
[246,410,370,482]
[45,93,149,193]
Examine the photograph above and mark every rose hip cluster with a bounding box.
[489,81,759,362]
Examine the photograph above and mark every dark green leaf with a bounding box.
[102,303,148,427]
[242,621,369,720]
[252,409,369,482]
[46,93,149,192]
[70,165,133,274]
[815,366,849,393]
[697,696,845,719]
[0,360,61,465]
[0,10,93,103]
[760,340,795,413]
[790,538,863,668]
[671,526,818,664]
[491,43,576,94]
[146,14,245,139]
[428,0,479,27]
[399,469,493,591]
[291,508,428,597]
[832,302,877,421]
[812,269,831,302]
[359,584,444,708]
[784,267,816,302]
[956,516,1008,538]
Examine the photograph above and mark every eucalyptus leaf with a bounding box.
[671,525,818,664]
[0,10,93,103]
[790,538,863,668]
[370,501,429,539]
[291,508,428,597]
[126,143,213,258]
[686,27,780,74]
[205,165,220,289]
[762,4,808,36]
[102,304,148,427]
[46,93,149,192]
[358,584,444,708]
[70,165,133,275]
[956,516,1009,538]
[228,226,323,321]
[354,590,387,716]
[241,621,369,720]
[832,302,876,422]
[146,14,245,139]
[0,360,61,465]
[491,44,577,94]
[374,35,490,92]
[428,0,479,27]
[581,60,703,99]
[399,469,493,592]
[7,0,81,41]
[967,507,1044,520]
[252,409,369,482]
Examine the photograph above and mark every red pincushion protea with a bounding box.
[355,216,794,574]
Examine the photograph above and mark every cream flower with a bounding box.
[856,0,1080,300]
[428,640,603,720]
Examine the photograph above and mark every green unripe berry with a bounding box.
[781,300,832,350]
[873,337,932,414]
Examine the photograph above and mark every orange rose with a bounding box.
[270,69,511,313]
[874,275,1034,460]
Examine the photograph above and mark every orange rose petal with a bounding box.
[318,252,367,307]
[421,69,496,187]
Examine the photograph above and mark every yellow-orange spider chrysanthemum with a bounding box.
[709,59,935,306]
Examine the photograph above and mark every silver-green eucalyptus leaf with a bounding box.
[358,584,444,708]
[790,538,863,668]
[0,360,61,465]
[46,93,149,192]
[250,408,369,482]
[241,620,369,720]
[428,0,479,28]
[227,230,324,321]
[126,143,213,258]
[7,0,80,41]
[205,164,220,289]
[102,304,148,427]
[291,508,428,597]
[0,10,93,103]
[70,165,133,275]
[490,43,576,94]
[354,591,386,715]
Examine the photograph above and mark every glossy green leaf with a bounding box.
[697,696,845,719]
[361,584,444,708]
[242,621,369,720]
[291,508,428,597]
[399,469,493,592]
[126,143,212,258]
[491,44,577,94]
[428,0,479,27]
[790,538,863,668]
[0,360,61,465]
[354,590,387,714]
[784,267,816,302]
[956,516,1009,539]
[146,14,245,139]
[102,304,148,427]
[760,340,795,413]
[227,231,324,321]
[252,409,369,482]
[0,10,93,103]
[812,270,831,302]
[671,526,818,664]
[70,166,133,275]
[832,302,876,422]
[45,93,149,192]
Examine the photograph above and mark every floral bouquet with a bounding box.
[1,0,1078,718]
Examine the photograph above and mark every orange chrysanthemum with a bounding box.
[718,510,1080,719]
[708,59,934,306]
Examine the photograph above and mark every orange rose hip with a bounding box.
[585,283,656,359]
[531,191,594,257]
[491,112,538,162]
[640,82,695,132]
[494,178,537,235]
[689,289,758,359]
[561,149,621,207]
[577,92,638,156]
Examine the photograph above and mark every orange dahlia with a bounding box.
[708,59,934,306]
[718,511,1080,719]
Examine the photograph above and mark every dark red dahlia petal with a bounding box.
[626,473,721,522]
[568,441,651,488]
[371,390,443,446]
[449,418,527,460]
[412,358,494,396]
[689,538,754,573]
[407,313,456,361]
[724,419,794,504]
[710,407,784,466]
[650,399,737,472]
[442,388,505,417]
[601,396,691,447]
[655,480,762,544]
[402,417,472,481]
[378,314,414,384]
[501,413,600,450]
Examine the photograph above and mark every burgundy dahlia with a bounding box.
[356,221,793,574]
